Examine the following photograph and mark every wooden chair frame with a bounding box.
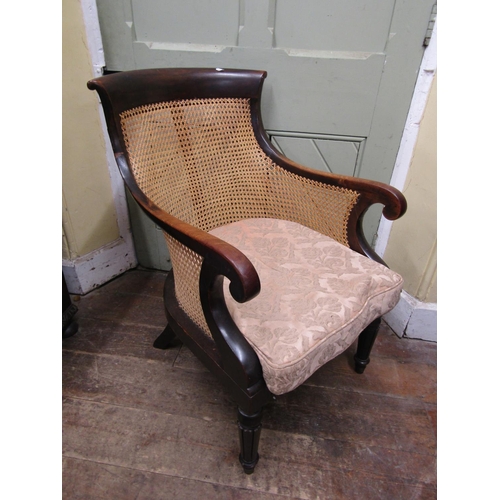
[88,68,406,474]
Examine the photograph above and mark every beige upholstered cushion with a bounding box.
[209,218,403,396]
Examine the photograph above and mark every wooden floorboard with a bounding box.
[63,269,437,499]
[63,457,289,500]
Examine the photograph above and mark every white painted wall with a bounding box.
[375,21,437,259]
[377,22,437,341]
[62,0,136,294]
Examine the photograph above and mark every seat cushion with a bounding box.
[209,218,403,395]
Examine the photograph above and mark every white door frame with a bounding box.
[375,21,437,257]
[376,21,437,342]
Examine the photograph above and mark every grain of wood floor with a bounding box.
[62,269,437,499]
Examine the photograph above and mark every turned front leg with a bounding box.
[354,318,381,374]
[237,407,263,474]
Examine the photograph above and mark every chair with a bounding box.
[88,68,407,474]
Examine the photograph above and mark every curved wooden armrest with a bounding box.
[116,154,261,303]
[255,128,406,219]
[276,152,406,218]
[199,261,264,392]
[253,126,407,263]
[117,154,264,391]
[283,155,407,264]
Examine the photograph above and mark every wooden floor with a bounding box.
[62,269,437,499]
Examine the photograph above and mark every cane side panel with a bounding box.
[164,233,212,337]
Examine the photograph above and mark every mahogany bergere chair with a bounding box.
[88,68,407,474]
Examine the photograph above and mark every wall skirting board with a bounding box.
[383,290,437,342]
[63,237,137,295]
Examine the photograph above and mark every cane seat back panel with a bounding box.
[120,97,360,330]
[120,97,359,241]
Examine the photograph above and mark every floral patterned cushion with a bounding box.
[209,218,403,395]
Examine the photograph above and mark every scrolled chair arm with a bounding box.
[199,259,265,393]
[134,190,264,391]
[118,156,264,391]
[252,130,407,265]
[115,153,261,302]
[196,242,264,393]
[349,179,407,265]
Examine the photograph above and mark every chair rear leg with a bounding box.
[153,324,178,349]
[354,318,381,374]
[237,407,263,474]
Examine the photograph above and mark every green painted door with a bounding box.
[96,0,436,270]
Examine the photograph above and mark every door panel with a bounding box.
[96,0,435,270]
[131,0,240,46]
[274,0,395,52]
[271,135,362,177]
